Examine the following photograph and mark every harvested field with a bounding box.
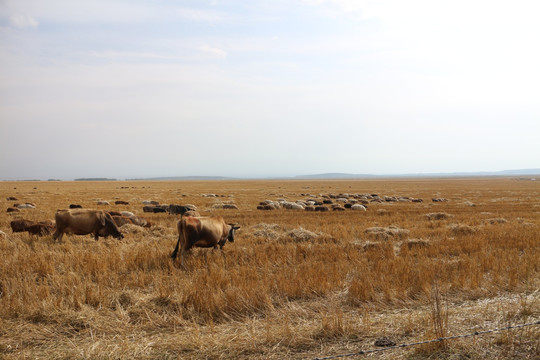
[0,178,539,359]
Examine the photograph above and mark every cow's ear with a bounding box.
[98,213,106,226]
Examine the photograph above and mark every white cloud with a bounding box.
[176,7,223,22]
[199,44,227,59]
[1,1,227,25]
[9,14,38,28]
[88,50,170,60]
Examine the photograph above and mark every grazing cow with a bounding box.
[27,223,55,236]
[112,215,134,227]
[171,216,240,268]
[143,206,155,213]
[152,206,167,213]
[53,209,124,242]
[115,200,129,205]
[7,207,20,213]
[315,206,329,212]
[120,211,134,217]
[69,204,83,209]
[10,219,35,232]
[97,200,110,205]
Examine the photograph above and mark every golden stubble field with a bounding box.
[0,178,539,359]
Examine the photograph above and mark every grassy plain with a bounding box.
[0,178,539,359]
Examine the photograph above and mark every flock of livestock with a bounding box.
[4,192,444,267]
[256,192,429,211]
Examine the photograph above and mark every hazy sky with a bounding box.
[1,0,539,180]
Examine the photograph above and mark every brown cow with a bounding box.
[171,216,240,268]
[10,219,35,232]
[53,209,124,242]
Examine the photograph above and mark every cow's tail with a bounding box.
[171,218,185,259]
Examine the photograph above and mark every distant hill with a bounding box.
[6,169,538,182]
[126,176,235,181]
[74,178,117,181]
[295,169,540,179]
[294,173,376,179]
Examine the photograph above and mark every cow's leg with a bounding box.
[53,230,63,242]
[180,246,185,269]
[94,231,99,241]
[180,244,191,270]
[171,235,181,259]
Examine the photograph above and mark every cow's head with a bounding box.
[104,213,124,240]
[217,224,240,249]
[227,224,241,243]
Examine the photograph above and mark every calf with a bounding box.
[10,219,35,232]
[27,223,55,236]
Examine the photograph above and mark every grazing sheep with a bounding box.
[129,215,152,228]
[16,203,36,209]
[112,215,135,227]
[351,204,367,211]
[183,210,201,217]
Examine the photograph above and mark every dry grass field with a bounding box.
[0,178,539,359]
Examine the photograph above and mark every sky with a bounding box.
[1,0,539,180]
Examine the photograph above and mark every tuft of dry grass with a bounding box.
[425,212,453,220]
[365,225,410,240]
